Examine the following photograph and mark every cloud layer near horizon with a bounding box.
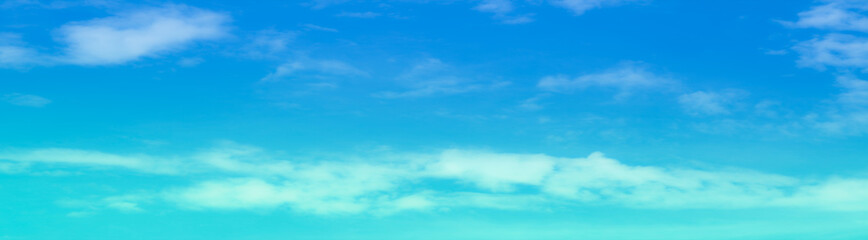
[2,143,867,215]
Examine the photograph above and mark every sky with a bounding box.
[3,0,868,239]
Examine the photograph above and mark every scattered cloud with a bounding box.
[788,1,868,70]
[549,0,643,15]
[518,94,549,111]
[474,0,535,24]
[794,34,868,70]
[242,30,296,58]
[809,75,868,135]
[336,11,381,18]
[836,75,868,106]
[301,24,338,32]
[55,5,229,65]
[786,1,868,32]
[6,143,868,214]
[538,61,678,100]
[2,93,51,107]
[311,0,638,23]
[261,58,367,82]
[0,33,41,67]
[678,89,747,116]
[376,58,509,98]
[763,49,788,55]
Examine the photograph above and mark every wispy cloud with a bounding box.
[549,0,643,15]
[678,89,748,116]
[242,30,296,58]
[785,0,868,32]
[809,75,868,135]
[261,58,367,82]
[794,33,868,70]
[474,0,535,24]
[311,0,640,23]
[336,11,381,18]
[538,61,678,100]
[0,147,179,173]
[301,24,338,32]
[0,33,41,67]
[376,58,508,98]
[2,93,51,107]
[787,1,868,70]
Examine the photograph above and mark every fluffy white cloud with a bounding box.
[538,62,677,100]
[56,5,229,65]
[2,93,51,107]
[7,144,868,214]
[678,90,747,116]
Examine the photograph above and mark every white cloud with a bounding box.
[787,0,868,32]
[56,5,229,65]
[10,144,868,214]
[549,0,641,15]
[538,62,677,100]
[678,89,747,116]
[794,34,868,70]
[2,93,51,107]
[776,178,868,211]
[425,149,556,191]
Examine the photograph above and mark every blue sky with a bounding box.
[3,0,868,239]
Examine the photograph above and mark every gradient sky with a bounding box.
[3,0,868,239]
